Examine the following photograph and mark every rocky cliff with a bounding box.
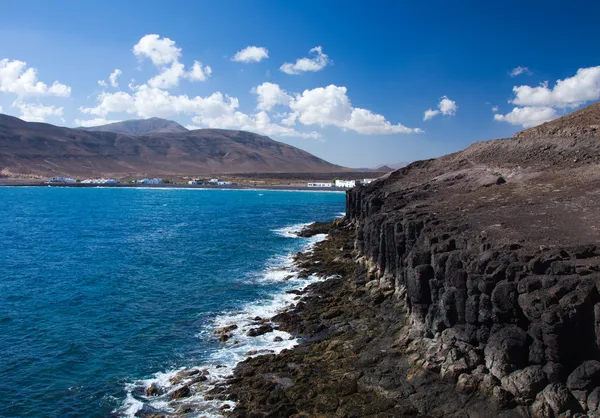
[345,106,600,415]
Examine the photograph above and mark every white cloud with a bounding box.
[0,105,3,113]
[13,100,64,122]
[185,124,202,130]
[493,106,558,128]
[133,34,181,67]
[109,69,122,88]
[186,61,212,82]
[423,96,457,121]
[148,62,185,88]
[0,59,71,97]
[510,66,600,108]
[75,117,121,127]
[510,66,532,77]
[288,84,420,134]
[98,80,108,88]
[491,105,499,113]
[133,35,211,88]
[232,46,269,63]
[423,109,440,121]
[280,46,331,75]
[252,82,291,111]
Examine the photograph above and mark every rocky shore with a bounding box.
[210,104,600,417]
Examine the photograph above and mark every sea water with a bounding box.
[0,187,345,417]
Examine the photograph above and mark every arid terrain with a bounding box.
[205,102,600,417]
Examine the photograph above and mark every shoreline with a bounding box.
[121,223,335,417]
[0,183,347,192]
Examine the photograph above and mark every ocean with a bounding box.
[0,187,345,417]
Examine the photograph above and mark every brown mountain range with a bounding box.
[0,114,345,178]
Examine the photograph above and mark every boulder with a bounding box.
[247,324,274,337]
[484,325,529,379]
[530,383,581,418]
[169,385,191,400]
[501,365,548,402]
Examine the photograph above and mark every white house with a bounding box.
[217,181,232,186]
[47,177,76,184]
[307,182,333,188]
[137,178,164,185]
[362,179,376,185]
[208,178,219,184]
[334,179,358,188]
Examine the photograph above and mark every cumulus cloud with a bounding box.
[75,117,122,127]
[232,46,269,63]
[287,84,421,134]
[13,100,64,122]
[109,69,122,88]
[493,106,558,128]
[423,109,440,121]
[0,59,71,97]
[133,34,211,88]
[280,46,331,75]
[510,66,600,108]
[186,61,212,82]
[79,85,318,138]
[98,80,108,88]
[492,105,499,113]
[496,65,600,128]
[252,82,291,111]
[133,34,181,66]
[423,96,457,121]
[510,66,532,77]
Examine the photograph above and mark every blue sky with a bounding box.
[1,0,599,168]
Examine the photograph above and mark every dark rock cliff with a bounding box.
[347,169,600,416]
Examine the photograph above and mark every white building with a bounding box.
[362,179,376,185]
[82,178,119,184]
[334,179,358,188]
[307,182,333,188]
[208,178,219,184]
[217,181,232,186]
[47,177,76,184]
[137,178,164,185]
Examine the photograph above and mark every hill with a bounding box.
[0,114,344,178]
[80,117,188,135]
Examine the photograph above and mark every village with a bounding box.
[44,176,375,189]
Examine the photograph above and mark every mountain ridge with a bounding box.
[79,117,189,135]
[0,114,345,178]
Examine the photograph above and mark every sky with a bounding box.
[1,0,599,168]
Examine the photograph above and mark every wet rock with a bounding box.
[273,336,284,342]
[214,324,238,335]
[219,334,231,342]
[247,324,274,337]
[169,385,191,400]
[146,383,161,397]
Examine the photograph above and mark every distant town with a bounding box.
[44,176,376,189]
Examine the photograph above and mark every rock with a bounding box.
[146,383,161,397]
[484,325,528,379]
[566,360,600,408]
[501,365,548,401]
[587,387,600,414]
[530,383,582,417]
[492,386,514,409]
[273,336,284,342]
[247,324,274,337]
[214,324,238,335]
[169,385,191,400]
[219,334,231,342]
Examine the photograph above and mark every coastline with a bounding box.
[121,222,337,417]
[0,183,346,192]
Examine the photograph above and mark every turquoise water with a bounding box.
[0,187,345,417]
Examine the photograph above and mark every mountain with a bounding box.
[0,114,345,178]
[374,165,394,172]
[80,117,189,135]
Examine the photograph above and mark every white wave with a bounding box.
[116,228,329,417]
[271,222,312,238]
